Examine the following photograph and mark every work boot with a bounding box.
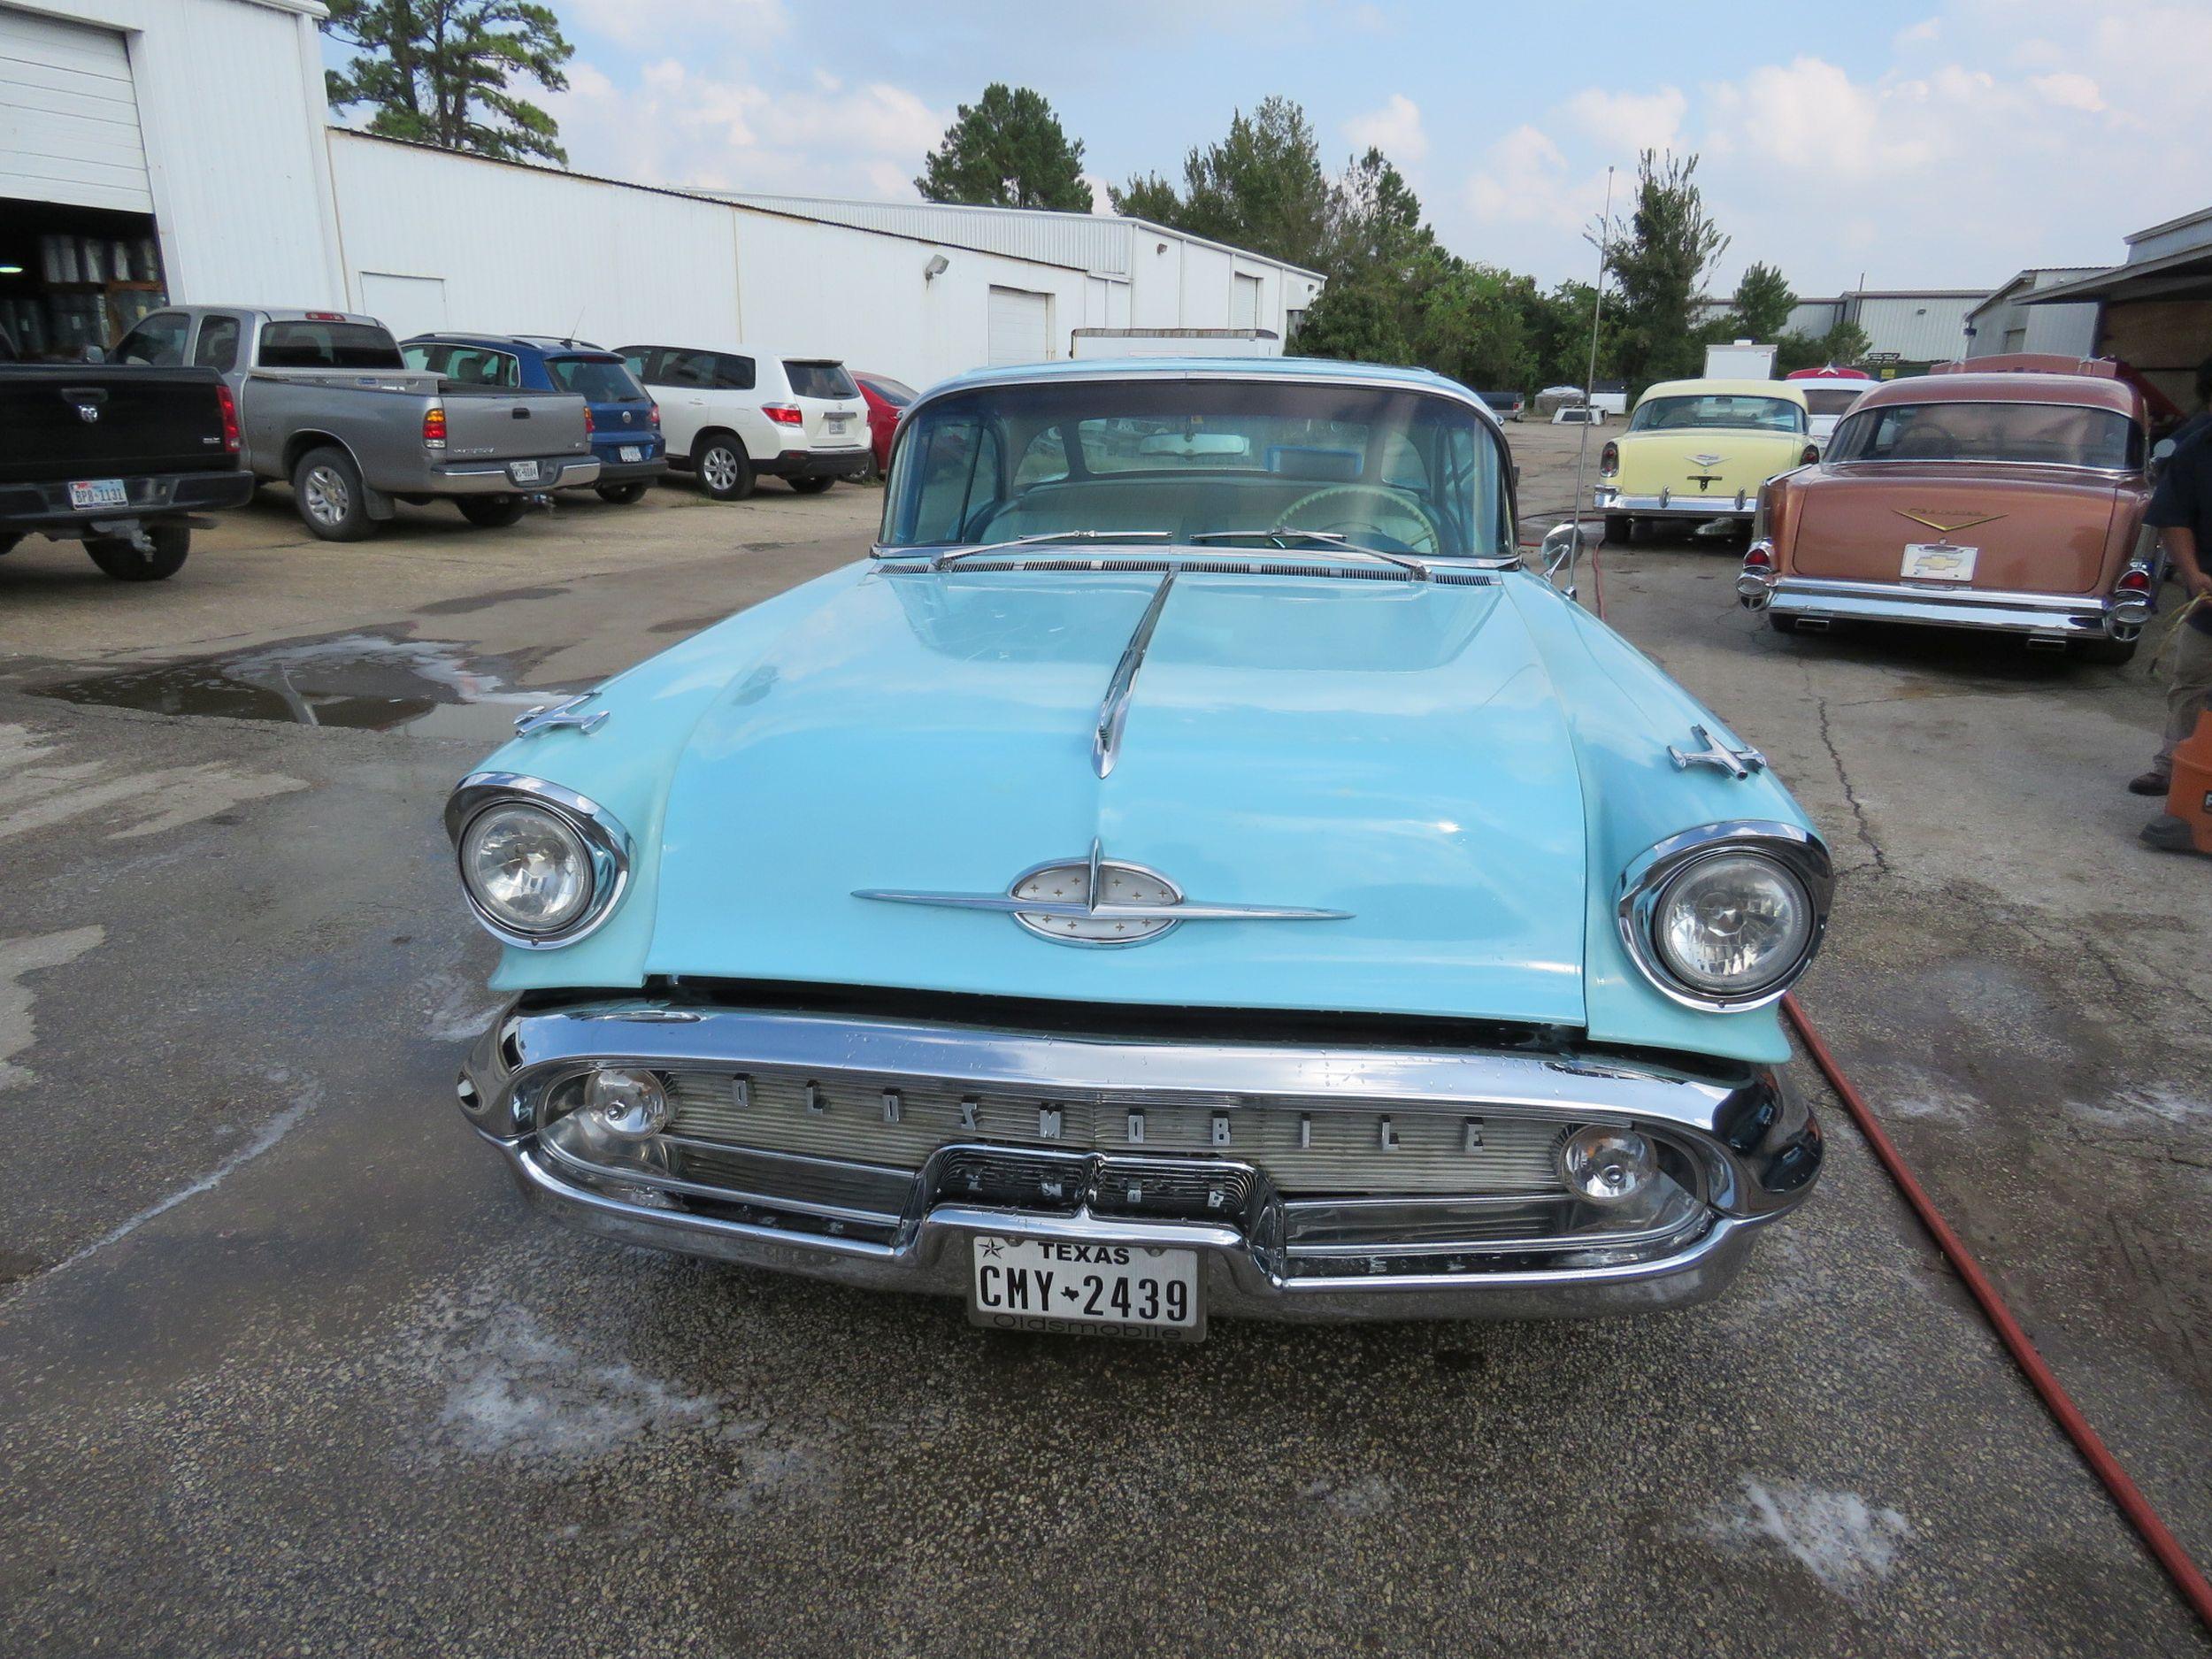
[2139,815,2202,854]
[2127,769,2171,796]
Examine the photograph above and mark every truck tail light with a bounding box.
[583,404,595,434]
[764,403,804,426]
[216,381,240,454]
[1599,441,1618,477]
[305,311,346,322]
[423,405,448,449]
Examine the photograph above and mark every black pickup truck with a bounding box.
[0,328,254,581]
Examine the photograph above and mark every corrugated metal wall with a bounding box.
[718,194,1139,277]
[19,0,345,307]
[1848,295,1982,362]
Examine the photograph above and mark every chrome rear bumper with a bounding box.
[459,998,1821,1323]
[1747,573,2131,639]
[1594,487,1755,519]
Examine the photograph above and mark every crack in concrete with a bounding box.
[1805,666,1892,877]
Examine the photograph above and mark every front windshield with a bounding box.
[1827,401,2139,469]
[880,379,1508,559]
[1629,394,1807,434]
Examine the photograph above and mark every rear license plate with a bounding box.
[508,459,541,484]
[618,445,643,463]
[1901,542,1977,581]
[826,413,850,431]
[969,1236,1203,1341]
[69,478,127,509]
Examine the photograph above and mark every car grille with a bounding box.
[662,1068,1568,1198]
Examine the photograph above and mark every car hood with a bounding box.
[1613,427,1809,496]
[641,567,1592,1025]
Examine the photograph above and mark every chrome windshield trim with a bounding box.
[1094,571,1175,778]
[871,545,1520,573]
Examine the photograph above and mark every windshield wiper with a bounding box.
[1188,528,1432,580]
[929,530,1173,569]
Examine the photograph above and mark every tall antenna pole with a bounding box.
[1567,165,1615,596]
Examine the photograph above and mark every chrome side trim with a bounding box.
[1094,570,1175,778]
[1616,821,1834,1014]
[442,772,634,950]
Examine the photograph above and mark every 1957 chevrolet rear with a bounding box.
[446,359,1832,1339]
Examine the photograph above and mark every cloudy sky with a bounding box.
[340,0,2212,295]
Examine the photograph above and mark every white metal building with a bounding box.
[0,0,1321,388]
[1962,268,2101,360]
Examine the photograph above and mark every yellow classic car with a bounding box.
[1594,378,1821,540]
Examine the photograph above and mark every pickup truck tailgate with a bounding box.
[440,389,592,463]
[0,366,232,486]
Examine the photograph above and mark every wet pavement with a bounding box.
[3,453,2209,1656]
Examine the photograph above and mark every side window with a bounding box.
[620,349,655,381]
[716,354,757,391]
[905,419,1004,543]
[192,315,241,372]
[403,342,444,373]
[115,311,188,365]
[661,349,716,388]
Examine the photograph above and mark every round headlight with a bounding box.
[459,802,595,936]
[1652,851,1813,999]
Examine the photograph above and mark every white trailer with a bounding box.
[1703,340,1778,379]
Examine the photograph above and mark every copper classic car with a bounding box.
[1735,362,2158,663]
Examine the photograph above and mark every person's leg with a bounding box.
[2158,622,2212,775]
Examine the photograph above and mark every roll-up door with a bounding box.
[0,7,151,212]
[987,286,1052,365]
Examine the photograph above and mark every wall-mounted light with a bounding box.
[923,253,949,282]
[0,264,21,276]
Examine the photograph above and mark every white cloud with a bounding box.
[1894,17,1940,46]
[1465,125,1575,227]
[562,0,787,48]
[1344,93,1427,163]
[542,60,946,198]
[1562,86,1686,157]
[2028,71,2106,111]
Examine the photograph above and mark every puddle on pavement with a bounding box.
[32,633,587,741]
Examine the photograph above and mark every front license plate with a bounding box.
[1901,541,1977,581]
[508,459,541,484]
[618,445,643,463]
[969,1236,1203,1341]
[69,478,127,509]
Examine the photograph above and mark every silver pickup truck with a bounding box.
[108,307,599,540]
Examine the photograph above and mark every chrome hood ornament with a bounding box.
[855,838,1351,947]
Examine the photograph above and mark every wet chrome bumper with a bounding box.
[458,998,1821,1323]
[1594,487,1755,519]
[1750,573,2131,639]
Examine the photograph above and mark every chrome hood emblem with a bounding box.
[855,838,1351,948]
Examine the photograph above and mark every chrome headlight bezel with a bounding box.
[1617,820,1832,1012]
[444,771,633,949]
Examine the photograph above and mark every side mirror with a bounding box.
[80,343,106,364]
[1540,521,1583,585]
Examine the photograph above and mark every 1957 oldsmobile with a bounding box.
[446,357,1832,1340]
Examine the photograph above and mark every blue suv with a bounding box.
[401,334,668,503]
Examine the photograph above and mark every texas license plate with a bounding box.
[618,445,642,463]
[69,478,127,509]
[969,1236,1203,1340]
[508,459,541,484]
[826,414,850,431]
[1901,542,1977,581]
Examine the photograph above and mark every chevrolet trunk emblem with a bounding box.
[1897,509,2003,535]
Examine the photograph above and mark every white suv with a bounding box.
[616,344,869,500]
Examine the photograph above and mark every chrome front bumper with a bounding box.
[1744,572,2133,640]
[458,998,1822,1323]
[1594,486,1755,519]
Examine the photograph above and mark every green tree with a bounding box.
[1605,150,1730,391]
[1522,280,1622,391]
[1777,319,1872,375]
[916,84,1092,211]
[1110,96,1336,271]
[1413,262,1539,391]
[323,0,572,165]
[1294,276,1409,365]
[1723,261,1796,341]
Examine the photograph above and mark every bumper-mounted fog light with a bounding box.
[580,1067,669,1141]
[1559,1125,1656,1204]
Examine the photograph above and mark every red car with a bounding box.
[854,371,916,480]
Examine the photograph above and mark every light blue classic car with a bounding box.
[447,357,1832,1339]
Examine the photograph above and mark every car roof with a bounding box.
[914,356,1496,422]
[1638,378,1809,406]
[1853,371,2141,418]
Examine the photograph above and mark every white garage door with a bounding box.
[1231,273,1263,330]
[987,286,1052,366]
[358,272,448,339]
[0,7,151,212]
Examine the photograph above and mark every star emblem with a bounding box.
[978,1237,1005,1258]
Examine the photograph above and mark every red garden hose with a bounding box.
[1578,529,2212,1632]
[1782,994,2212,1631]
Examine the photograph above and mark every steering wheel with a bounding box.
[1279,485,1445,556]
